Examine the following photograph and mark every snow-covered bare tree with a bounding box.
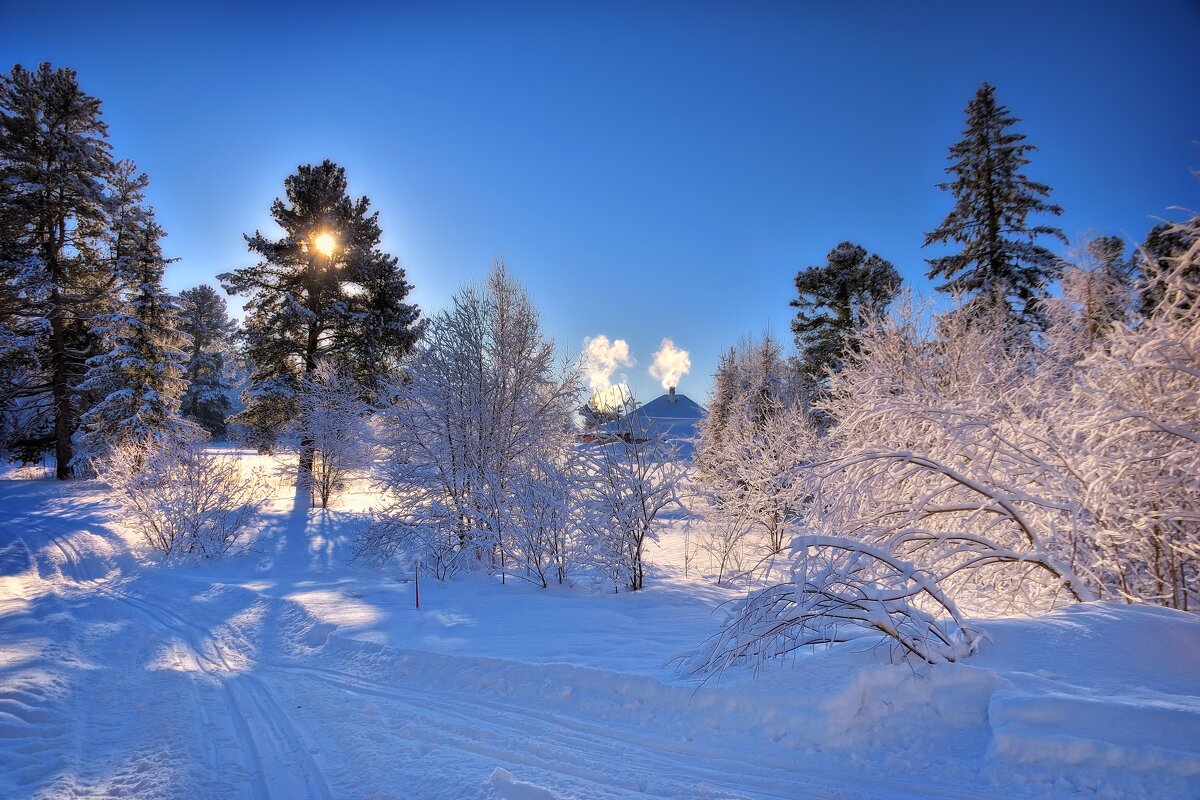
[294,359,375,509]
[811,298,1095,612]
[685,537,981,674]
[693,503,754,585]
[578,399,690,592]
[358,262,581,579]
[102,432,269,560]
[177,284,236,437]
[1071,220,1200,609]
[696,335,819,558]
[1045,234,1135,361]
[505,452,581,587]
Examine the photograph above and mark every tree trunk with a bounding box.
[48,231,74,480]
[297,315,320,501]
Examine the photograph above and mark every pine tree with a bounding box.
[924,83,1066,333]
[790,241,900,380]
[0,63,115,477]
[1061,235,1135,349]
[177,284,236,437]
[74,162,188,468]
[1139,221,1197,315]
[220,160,423,481]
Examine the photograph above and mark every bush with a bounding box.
[102,435,269,560]
[684,536,981,674]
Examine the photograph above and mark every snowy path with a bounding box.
[1,478,1197,799]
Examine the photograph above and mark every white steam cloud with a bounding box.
[582,334,634,411]
[649,338,691,391]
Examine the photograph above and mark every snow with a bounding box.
[1,456,1198,799]
[597,391,705,458]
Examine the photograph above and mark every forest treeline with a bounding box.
[2,64,1195,669]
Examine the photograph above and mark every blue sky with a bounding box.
[3,1,1198,401]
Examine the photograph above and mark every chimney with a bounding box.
[668,386,676,403]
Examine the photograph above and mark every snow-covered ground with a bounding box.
[1,458,1198,799]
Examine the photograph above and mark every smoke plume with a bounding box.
[582,334,634,410]
[649,338,691,391]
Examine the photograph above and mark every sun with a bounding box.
[313,232,336,257]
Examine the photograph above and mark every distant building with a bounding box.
[582,386,704,458]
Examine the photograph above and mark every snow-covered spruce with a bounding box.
[73,161,190,470]
[177,284,237,438]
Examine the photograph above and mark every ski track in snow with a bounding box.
[6,515,331,800]
[1,478,1197,799]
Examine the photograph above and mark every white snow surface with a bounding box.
[1,453,1198,799]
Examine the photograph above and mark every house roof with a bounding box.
[593,389,705,458]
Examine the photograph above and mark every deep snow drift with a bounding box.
[1,462,1197,799]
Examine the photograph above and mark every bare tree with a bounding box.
[1070,222,1200,609]
[696,335,819,558]
[505,452,581,587]
[294,360,375,509]
[815,299,1094,611]
[102,433,269,560]
[685,536,981,674]
[358,262,581,579]
[578,399,690,591]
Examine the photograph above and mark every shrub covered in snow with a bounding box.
[576,411,691,592]
[294,360,376,509]
[102,435,269,559]
[685,535,981,673]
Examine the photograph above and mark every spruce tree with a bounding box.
[0,63,114,477]
[790,241,900,380]
[220,160,423,478]
[1139,222,1197,315]
[924,83,1065,332]
[74,162,188,468]
[177,284,236,437]
[1063,235,1135,347]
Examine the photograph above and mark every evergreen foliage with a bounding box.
[177,284,236,437]
[0,63,114,477]
[924,83,1065,332]
[1057,235,1135,353]
[1139,221,1197,315]
[790,241,900,380]
[74,161,188,468]
[220,160,423,457]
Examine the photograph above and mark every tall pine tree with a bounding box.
[0,63,114,477]
[74,161,188,468]
[790,241,900,380]
[177,284,236,437]
[924,83,1065,333]
[220,160,423,479]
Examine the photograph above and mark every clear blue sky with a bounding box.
[4,0,1198,401]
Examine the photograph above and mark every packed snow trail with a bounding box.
[1,475,1197,799]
